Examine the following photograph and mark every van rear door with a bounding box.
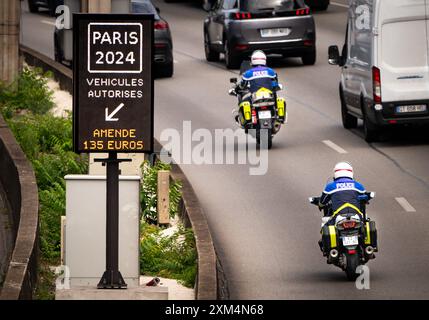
[377,0,429,103]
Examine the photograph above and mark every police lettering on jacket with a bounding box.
[242,66,277,81]
[242,66,278,92]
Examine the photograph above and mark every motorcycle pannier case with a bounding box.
[240,101,252,125]
[276,97,287,123]
[321,225,337,253]
[364,221,378,251]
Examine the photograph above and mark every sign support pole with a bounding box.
[95,152,131,289]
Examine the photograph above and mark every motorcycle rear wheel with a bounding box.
[345,253,360,281]
[256,129,273,150]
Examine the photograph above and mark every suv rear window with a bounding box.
[131,0,160,20]
[240,0,306,12]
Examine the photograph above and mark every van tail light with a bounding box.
[372,66,382,104]
[154,21,169,30]
[296,8,310,16]
[234,12,252,20]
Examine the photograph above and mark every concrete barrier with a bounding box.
[20,45,72,93]
[168,154,217,299]
[22,46,226,300]
[0,115,39,300]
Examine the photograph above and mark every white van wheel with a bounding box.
[363,114,380,143]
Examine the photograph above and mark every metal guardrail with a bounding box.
[20,45,224,300]
[0,114,39,300]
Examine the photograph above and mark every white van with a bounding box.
[328,0,429,142]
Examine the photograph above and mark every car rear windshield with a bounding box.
[131,0,160,20]
[240,0,305,12]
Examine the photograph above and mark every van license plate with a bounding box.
[342,236,359,246]
[260,28,291,38]
[396,105,427,113]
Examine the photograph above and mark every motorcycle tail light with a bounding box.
[341,221,357,229]
[251,109,257,124]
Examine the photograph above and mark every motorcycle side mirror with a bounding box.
[277,84,283,91]
[230,77,237,84]
[228,88,237,96]
[309,197,319,205]
[370,191,376,199]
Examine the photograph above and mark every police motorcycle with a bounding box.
[228,61,287,150]
[308,192,378,281]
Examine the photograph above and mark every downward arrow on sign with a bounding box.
[105,103,125,122]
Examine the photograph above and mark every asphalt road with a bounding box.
[20,0,429,299]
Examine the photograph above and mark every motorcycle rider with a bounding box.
[318,162,367,225]
[237,50,280,95]
[231,50,282,125]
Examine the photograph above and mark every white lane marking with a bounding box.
[331,2,348,8]
[395,197,416,212]
[322,140,348,154]
[41,20,56,26]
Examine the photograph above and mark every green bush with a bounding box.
[6,113,73,161]
[7,114,88,261]
[140,222,197,288]
[0,67,54,118]
[1,68,87,262]
[139,161,197,288]
[140,160,182,223]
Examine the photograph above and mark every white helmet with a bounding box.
[251,50,267,66]
[334,162,354,180]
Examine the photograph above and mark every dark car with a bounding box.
[304,0,330,11]
[28,0,63,16]
[203,0,316,68]
[131,0,174,77]
[54,0,174,77]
